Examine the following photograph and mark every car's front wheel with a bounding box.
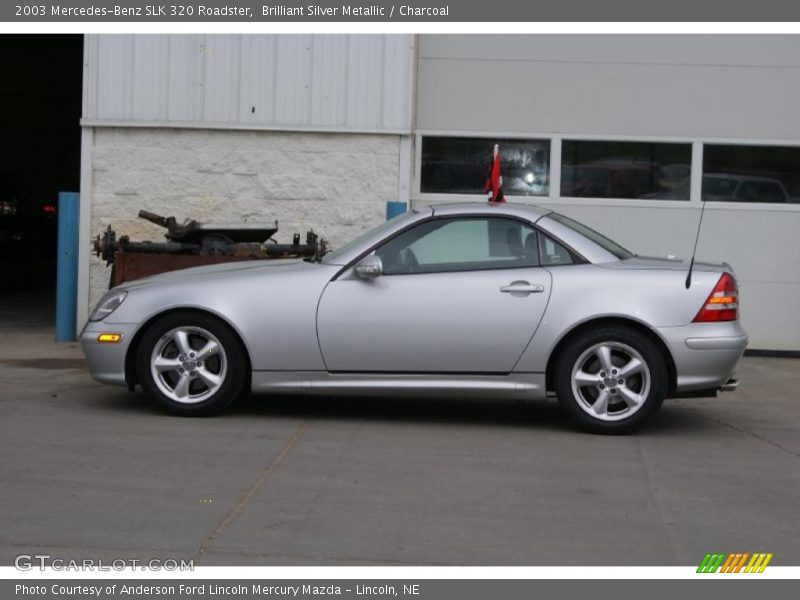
[136,311,247,416]
[554,326,668,434]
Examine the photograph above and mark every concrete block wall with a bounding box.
[88,127,400,306]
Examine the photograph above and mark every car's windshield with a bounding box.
[547,212,634,260]
[321,216,411,265]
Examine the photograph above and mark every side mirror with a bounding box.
[354,254,383,280]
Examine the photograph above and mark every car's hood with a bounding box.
[117,259,308,290]
[597,256,732,273]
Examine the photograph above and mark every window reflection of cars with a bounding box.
[642,173,799,203]
[702,174,795,203]
[561,159,665,199]
[661,164,690,183]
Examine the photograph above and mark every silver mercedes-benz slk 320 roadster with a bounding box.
[81,202,747,433]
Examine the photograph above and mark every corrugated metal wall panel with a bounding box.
[96,35,134,120]
[81,36,99,118]
[167,35,204,122]
[238,35,277,123]
[202,36,241,123]
[84,34,412,133]
[310,35,349,126]
[132,35,169,121]
[274,35,313,126]
[382,35,413,129]
[346,35,385,128]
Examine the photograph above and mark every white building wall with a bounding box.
[414,34,800,351]
[88,128,400,306]
[417,35,800,139]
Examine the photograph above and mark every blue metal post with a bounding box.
[386,200,408,221]
[55,192,80,342]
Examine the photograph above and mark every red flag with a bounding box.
[484,144,506,203]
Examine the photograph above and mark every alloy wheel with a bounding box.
[149,326,228,404]
[570,341,651,422]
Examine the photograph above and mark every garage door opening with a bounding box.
[0,35,83,326]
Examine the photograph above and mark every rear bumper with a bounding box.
[80,321,137,386]
[657,321,747,393]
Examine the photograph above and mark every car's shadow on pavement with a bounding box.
[90,387,714,435]
[238,393,574,431]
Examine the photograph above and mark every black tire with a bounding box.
[554,326,668,434]
[136,311,248,416]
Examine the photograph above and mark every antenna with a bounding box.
[685,197,707,289]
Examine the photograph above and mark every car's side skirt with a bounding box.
[251,371,547,400]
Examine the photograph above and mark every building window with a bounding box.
[420,136,550,196]
[561,141,692,200]
[703,144,800,204]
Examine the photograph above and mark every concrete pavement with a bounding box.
[1,292,798,566]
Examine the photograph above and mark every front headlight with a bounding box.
[89,291,127,322]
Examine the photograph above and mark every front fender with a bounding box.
[104,262,340,371]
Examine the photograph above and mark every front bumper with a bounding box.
[657,321,748,393]
[80,321,138,386]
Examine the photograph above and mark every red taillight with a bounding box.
[693,273,739,322]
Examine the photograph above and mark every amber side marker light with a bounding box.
[97,333,122,343]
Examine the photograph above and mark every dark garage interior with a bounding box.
[0,35,82,323]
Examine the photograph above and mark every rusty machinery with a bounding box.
[94,210,327,287]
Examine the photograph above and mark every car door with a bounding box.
[316,216,552,373]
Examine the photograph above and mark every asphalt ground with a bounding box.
[1,291,798,566]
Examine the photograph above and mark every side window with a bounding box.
[375,217,539,275]
[539,233,575,267]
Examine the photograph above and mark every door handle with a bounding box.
[500,281,545,294]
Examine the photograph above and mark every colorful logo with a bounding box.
[697,552,773,573]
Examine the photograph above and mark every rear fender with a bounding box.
[514,264,719,373]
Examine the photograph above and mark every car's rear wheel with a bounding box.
[554,326,667,434]
[136,311,247,416]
